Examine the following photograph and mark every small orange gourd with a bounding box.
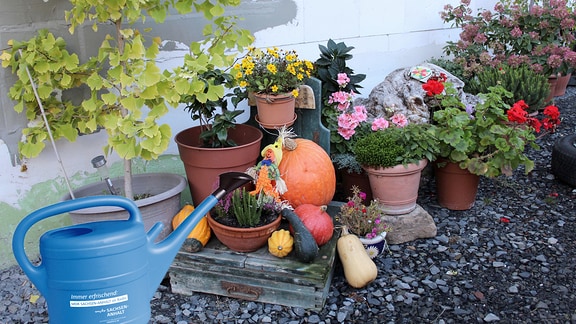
[171,204,211,252]
[268,229,294,258]
[278,138,336,208]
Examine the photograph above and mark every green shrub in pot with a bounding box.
[353,123,438,169]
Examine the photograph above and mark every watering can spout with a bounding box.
[146,171,253,298]
[212,171,254,200]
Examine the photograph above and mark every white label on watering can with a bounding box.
[70,291,128,307]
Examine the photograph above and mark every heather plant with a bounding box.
[441,0,576,78]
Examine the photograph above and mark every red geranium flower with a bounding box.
[543,105,560,120]
[507,101,528,123]
[422,79,445,96]
[528,118,542,133]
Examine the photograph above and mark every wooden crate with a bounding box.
[169,205,340,310]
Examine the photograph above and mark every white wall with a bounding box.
[0,0,496,268]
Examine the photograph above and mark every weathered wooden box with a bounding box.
[169,206,340,310]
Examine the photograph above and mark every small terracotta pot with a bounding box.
[363,160,427,215]
[254,92,296,128]
[434,160,480,210]
[206,214,281,252]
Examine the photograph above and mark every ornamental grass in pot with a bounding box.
[351,110,439,215]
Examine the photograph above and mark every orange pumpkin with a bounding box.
[294,204,334,246]
[278,138,335,207]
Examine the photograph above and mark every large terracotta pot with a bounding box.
[253,92,296,128]
[206,214,281,252]
[363,159,427,215]
[175,124,263,206]
[434,159,480,210]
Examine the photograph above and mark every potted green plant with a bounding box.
[1,0,253,237]
[423,76,561,209]
[466,64,552,111]
[350,107,439,215]
[337,186,391,259]
[233,46,315,128]
[441,0,576,95]
[207,187,285,252]
[173,67,263,206]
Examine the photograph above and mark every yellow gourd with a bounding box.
[337,226,378,288]
[171,204,211,252]
[268,229,294,258]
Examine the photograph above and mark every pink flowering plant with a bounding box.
[347,105,438,168]
[441,0,576,77]
[313,40,366,158]
[333,99,436,171]
[338,186,391,239]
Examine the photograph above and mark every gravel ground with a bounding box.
[2,88,576,324]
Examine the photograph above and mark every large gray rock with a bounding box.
[356,62,476,124]
[381,204,437,244]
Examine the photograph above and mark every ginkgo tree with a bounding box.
[1,0,253,199]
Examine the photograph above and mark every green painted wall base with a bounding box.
[1,155,190,270]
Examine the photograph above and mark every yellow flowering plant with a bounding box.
[234,47,314,97]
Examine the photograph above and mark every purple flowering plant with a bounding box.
[337,186,391,239]
[441,0,576,77]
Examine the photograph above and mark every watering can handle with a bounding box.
[11,196,141,294]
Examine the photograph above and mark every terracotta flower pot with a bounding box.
[554,73,572,97]
[363,159,427,215]
[175,124,263,206]
[434,160,480,210]
[254,92,297,128]
[206,214,281,252]
[547,73,572,101]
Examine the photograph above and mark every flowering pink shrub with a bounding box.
[441,0,576,77]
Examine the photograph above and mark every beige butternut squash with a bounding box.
[337,226,378,288]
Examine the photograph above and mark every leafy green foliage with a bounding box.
[433,85,539,177]
[1,0,253,198]
[315,39,366,99]
[466,64,551,112]
[181,69,247,148]
[353,124,438,168]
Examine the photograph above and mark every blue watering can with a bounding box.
[12,171,253,324]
